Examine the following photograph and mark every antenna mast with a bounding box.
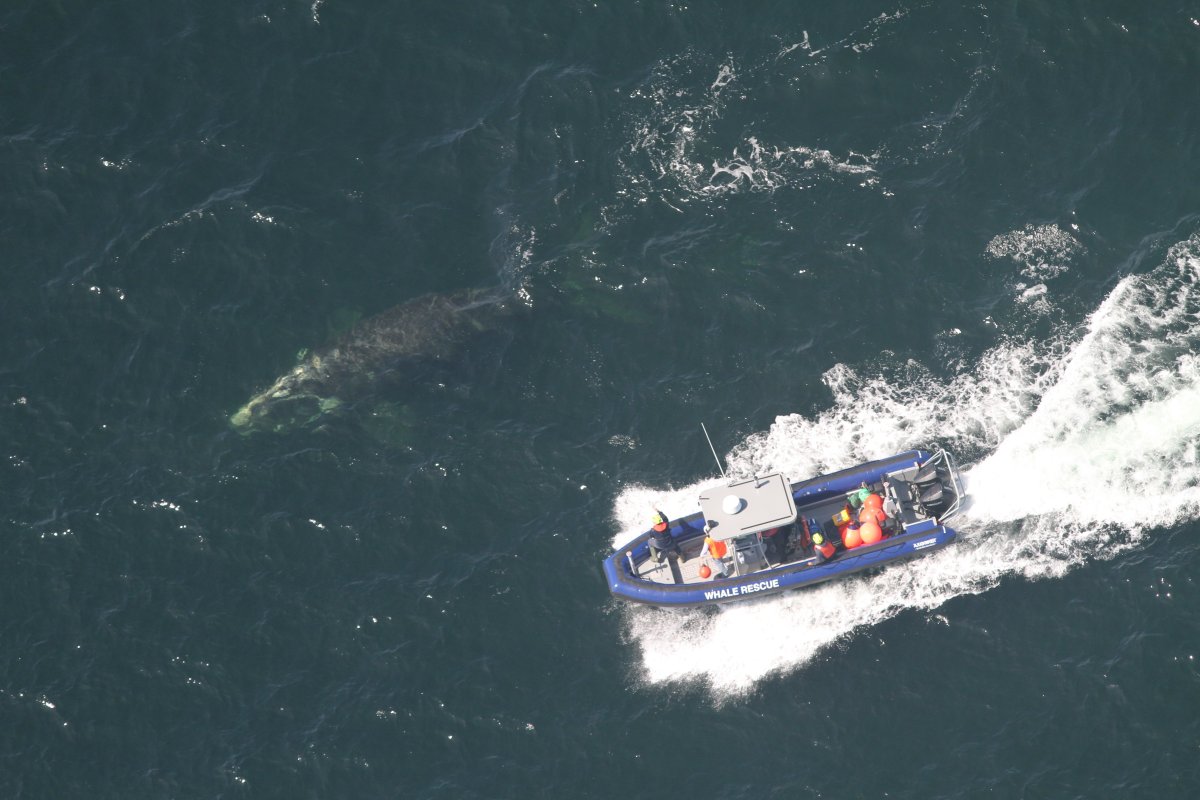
[701,422,727,479]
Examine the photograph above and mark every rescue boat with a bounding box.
[603,450,965,607]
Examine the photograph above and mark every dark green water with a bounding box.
[4,1,1200,797]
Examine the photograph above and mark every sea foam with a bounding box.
[613,233,1200,700]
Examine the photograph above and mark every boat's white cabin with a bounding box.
[698,473,798,577]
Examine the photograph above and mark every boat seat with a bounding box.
[886,478,923,527]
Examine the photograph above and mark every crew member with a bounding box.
[812,532,837,564]
[702,528,728,577]
[703,527,728,560]
[648,510,680,562]
[758,525,777,563]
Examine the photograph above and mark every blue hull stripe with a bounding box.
[604,450,958,607]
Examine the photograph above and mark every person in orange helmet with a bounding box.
[648,509,681,562]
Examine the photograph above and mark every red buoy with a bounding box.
[860,520,883,545]
[699,563,712,579]
[864,493,884,511]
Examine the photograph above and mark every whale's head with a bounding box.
[230,364,342,434]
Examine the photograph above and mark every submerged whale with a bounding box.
[230,287,520,433]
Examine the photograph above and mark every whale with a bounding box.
[230,287,520,434]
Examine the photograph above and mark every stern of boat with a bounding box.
[905,450,965,522]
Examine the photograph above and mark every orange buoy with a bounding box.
[859,506,886,526]
[864,493,884,511]
[843,523,863,549]
[699,563,712,579]
[860,520,883,545]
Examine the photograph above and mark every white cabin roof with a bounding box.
[698,473,798,541]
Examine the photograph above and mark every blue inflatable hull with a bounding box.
[603,450,961,608]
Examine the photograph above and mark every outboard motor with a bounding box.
[913,457,955,517]
[907,450,963,521]
[912,462,942,490]
[918,481,950,517]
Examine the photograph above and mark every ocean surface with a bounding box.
[3,1,1200,797]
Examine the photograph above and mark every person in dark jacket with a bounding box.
[762,526,788,563]
[648,509,681,562]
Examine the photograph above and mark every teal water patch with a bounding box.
[359,401,419,447]
[5,1,1200,798]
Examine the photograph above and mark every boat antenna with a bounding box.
[701,422,727,479]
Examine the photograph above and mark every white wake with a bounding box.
[612,232,1200,699]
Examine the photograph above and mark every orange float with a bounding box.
[699,563,712,579]
[858,506,886,526]
[864,493,884,511]
[859,520,883,545]
[843,523,863,549]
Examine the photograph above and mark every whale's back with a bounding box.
[314,288,519,385]
[231,287,520,433]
